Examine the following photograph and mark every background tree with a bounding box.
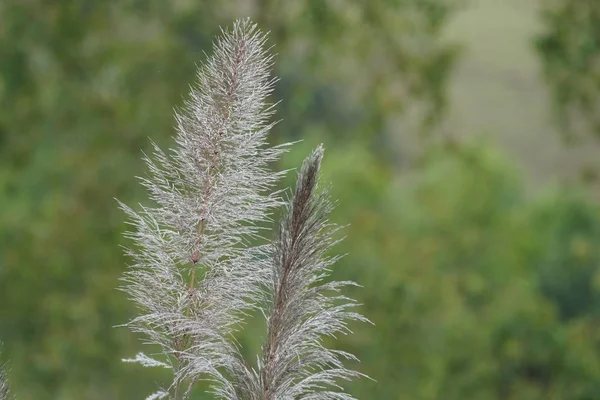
[535,0,600,143]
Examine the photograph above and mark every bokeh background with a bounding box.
[2,0,600,399]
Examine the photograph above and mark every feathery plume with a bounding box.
[258,146,370,400]
[119,18,368,400]
[118,18,286,399]
[0,351,11,400]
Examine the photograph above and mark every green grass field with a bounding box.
[445,0,599,188]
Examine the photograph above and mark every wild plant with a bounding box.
[118,18,368,400]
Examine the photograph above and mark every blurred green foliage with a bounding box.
[1,1,600,400]
[535,0,600,142]
[340,141,600,399]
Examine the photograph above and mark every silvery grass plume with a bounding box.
[118,18,287,399]
[257,146,370,400]
[0,352,11,400]
[118,17,369,400]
